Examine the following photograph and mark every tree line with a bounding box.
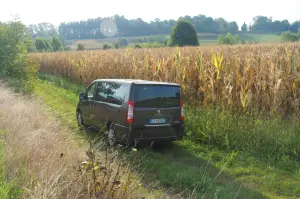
[26,15,300,40]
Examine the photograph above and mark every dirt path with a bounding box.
[0,85,168,199]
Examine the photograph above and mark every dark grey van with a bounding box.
[76,79,185,146]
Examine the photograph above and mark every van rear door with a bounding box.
[132,84,181,127]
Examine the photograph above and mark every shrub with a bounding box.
[114,42,120,49]
[281,31,299,42]
[103,43,112,50]
[133,44,142,48]
[76,43,85,51]
[218,32,239,45]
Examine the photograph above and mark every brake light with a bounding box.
[180,100,184,121]
[127,100,134,124]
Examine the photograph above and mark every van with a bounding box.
[76,79,185,146]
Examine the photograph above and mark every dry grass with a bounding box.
[0,85,175,199]
[31,43,300,116]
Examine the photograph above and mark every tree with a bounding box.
[227,22,238,33]
[281,31,299,42]
[0,21,29,76]
[215,18,228,33]
[52,37,63,52]
[269,20,290,33]
[27,22,58,38]
[218,32,239,45]
[290,21,300,32]
[0,20,38,93]
[252,16,272,33]
[168,19,199,46]
[77,44,85,51]
[134,44,142,48]
[241,22,248,32]
[35,38,47,52]
[57,14,240,40]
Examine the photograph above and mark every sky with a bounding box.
[1,0,299,27]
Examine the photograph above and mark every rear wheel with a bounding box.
[76,111,85,130]
[125,127,135,148]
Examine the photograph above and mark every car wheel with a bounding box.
[107,124,117,147]
[76,111,85,130]
[125,127,134,148]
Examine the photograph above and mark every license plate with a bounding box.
[149,118,166,124]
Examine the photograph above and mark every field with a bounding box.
[28,43,300,198]
[66,33,281,50]
[33,44,300,116]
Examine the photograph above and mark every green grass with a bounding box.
[33,73,300,198]
[249,33,281,43]
[238,33,281,43]
[0,135,12,198]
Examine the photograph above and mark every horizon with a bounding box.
[1,0,300,27]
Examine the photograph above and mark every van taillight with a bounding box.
[180,100,184,121]
[127,101,134,124]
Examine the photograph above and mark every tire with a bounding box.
[107,123,117,147]
[76,111,85,130]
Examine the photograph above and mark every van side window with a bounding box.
[94,82,108,102]
[106,82,129,105]
[85,82,96,99]
[95,82,129,105]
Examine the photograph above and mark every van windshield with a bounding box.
[133,85,180,108]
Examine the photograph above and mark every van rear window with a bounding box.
[133,85,180,108]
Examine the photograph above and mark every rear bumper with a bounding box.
[130,124,185,141]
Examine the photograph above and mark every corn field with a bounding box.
[31,43,300,116]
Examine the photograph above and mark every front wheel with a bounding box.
[76,111,85,130]
[107,124,117,147]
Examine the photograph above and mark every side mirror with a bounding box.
[79,92,86,101]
